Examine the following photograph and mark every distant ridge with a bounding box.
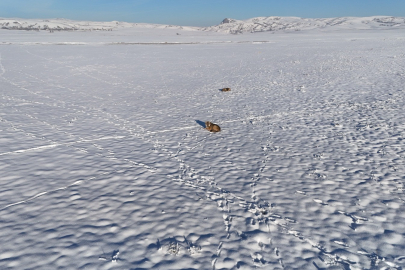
[1,16,404,33]
[0,18,198,32]
[203,16,405,34]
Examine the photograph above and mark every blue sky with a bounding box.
[1,0,404,26]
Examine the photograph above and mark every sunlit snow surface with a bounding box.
[1,25,405,270]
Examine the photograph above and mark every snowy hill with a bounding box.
[203,16,405,34]
[0,18,198,31]
[1,16,405,33]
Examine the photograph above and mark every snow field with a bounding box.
[0,28,405,269]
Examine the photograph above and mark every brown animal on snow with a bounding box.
[221,88,231,92]
[205,121,221,132]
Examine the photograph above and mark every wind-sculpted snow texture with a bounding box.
[0,25,405,270]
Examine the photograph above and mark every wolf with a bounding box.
[205,121,221,132]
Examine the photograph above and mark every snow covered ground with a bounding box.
[0,19,405,269]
